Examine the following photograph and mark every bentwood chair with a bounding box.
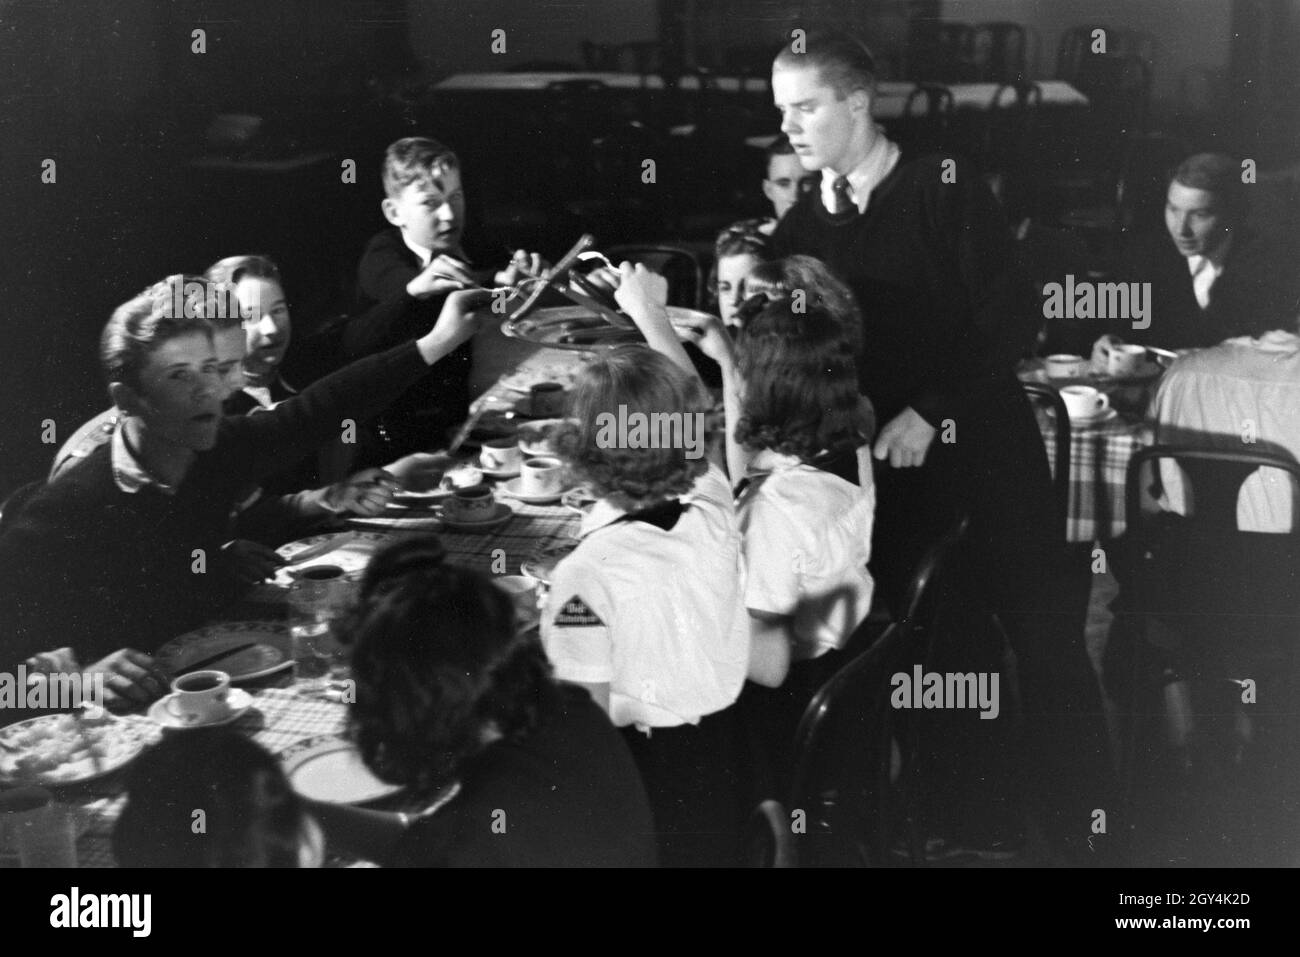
[0,480,43,534]
[743,799,796,867]
[1021,382,1071,543]
[1116,446,1300,810]
[789,515,977,866]
[604,244,706,310]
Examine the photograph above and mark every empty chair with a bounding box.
[604,243,706,310]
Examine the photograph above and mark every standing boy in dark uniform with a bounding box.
[770,32,1114,860]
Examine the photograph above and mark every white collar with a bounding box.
[579,497,631,538]
[821,127,901,214]
[1186,233,1233,274]
[1224,329,1300,355]
[111,424,177,496]
[745,449,804,476]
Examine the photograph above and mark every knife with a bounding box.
[173,643,260,677]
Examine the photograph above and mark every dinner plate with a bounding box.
[519,539,581,585]
[0,713,161,787]
[439,502,515,532]
[273,531,388,585]
[148,688,255,730]
[499,478,571,504]
[279,734,403,805]
[155,621,292,682]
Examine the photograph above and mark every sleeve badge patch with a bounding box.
[553,595,604,627]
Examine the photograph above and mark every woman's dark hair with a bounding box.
[340,535,558,793]
[113,729,309,867]
[733,296,869,461]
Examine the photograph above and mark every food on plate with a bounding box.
[0,713,158,784]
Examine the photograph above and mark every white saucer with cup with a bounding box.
[1106,343,1148,378]
[442,484,498,524]
[1059,385,1110,421]
[519,457,564,499]
[161,670,235,726]
[1044,354,1088,379]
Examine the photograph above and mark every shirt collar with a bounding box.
[821,126,901,214]
[746,449,803,475]
[401,233,434,268]
[578,497,630,538]
[1187,232,1233,274]
[111,424,177,496]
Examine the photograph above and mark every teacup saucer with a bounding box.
[500,478,569,504]
[1067,407,1118,426]
[149,689,254,730]
[480,464,521,480]
[440,502,515,532]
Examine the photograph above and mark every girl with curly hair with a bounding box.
[541,263,753,867]
[307,534,655,867]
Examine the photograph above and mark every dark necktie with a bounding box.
[831,175,854,215]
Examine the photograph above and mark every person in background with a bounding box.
[710,221,771,329]
[308,535,656,867]
[1093,152,1300,361]
[541,264,751,867]
[113,729,323,867]
[762,133,815,224]
[349,136,546,464]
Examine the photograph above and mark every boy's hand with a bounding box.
[384,451,453,492]
[221,539,286,584]
[613,262,669,327]
[494,249,548,286]
[872,407,938,469]
[420,289,493,359]
[407,255,477,299]
[86,649,169,709]
[323,468,397,516]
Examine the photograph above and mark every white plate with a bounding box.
[0,713,161,787]
[273,531,388,585]
[499,478,570,504]
[279,734,403,805]
[148,688,254,730]
[155,621,292,683]
[479,464,521,480]
[440,502,515,532]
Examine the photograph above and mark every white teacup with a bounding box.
[519,457,564,498]
[480,438,522,472]
[1107,344,1147,377]
[1059,385,1110,420]
[1044,353,1088,379]
[442,484,496,523]
[165,670,232,725]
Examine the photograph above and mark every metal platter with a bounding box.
[501,305,715,352]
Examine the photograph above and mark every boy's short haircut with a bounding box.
[381,136,461,199]
[556,346,713,510]
[203,255,283,331]
[733,297,868,461]
[772,31,877,100]
[1171,152,1246,222]
[100,275,218,390]
[764,133,796,165]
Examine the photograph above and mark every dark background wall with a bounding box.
[1,0,1295,497]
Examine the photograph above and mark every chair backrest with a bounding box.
[1021,382,1071,542]
[1056,23,1115,82]
[0,480,44,535]
[973,21,1031,83]
[789,514,974,866]
[604,243,705,310]
[743,799,796,867]
[1123,445,1300,617]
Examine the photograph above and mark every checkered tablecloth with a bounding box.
[1034,407,1152,543]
